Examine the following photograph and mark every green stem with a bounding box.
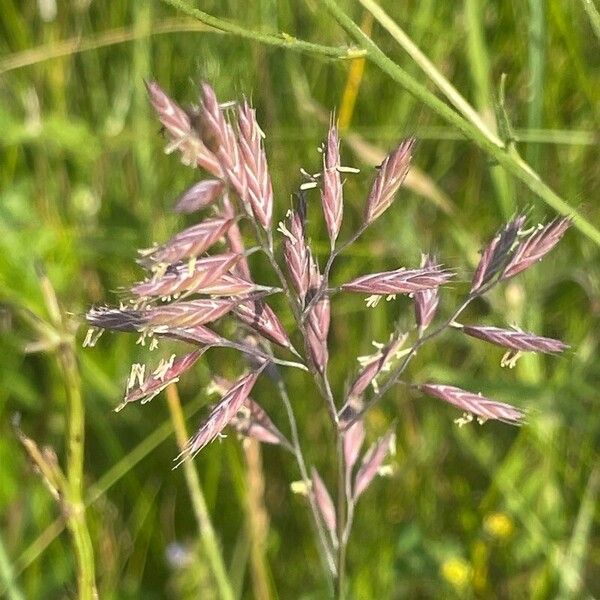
[320,0,600,246]
[581,0,600,41]
[0,532,24,600]
[38,267,97,600]
[57,345,97,600]
[165,384,235,600]
[161,0,365,60]
[335,433,347,600]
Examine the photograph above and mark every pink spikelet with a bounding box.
[234,300,295,352]
[311,467,337,538]
[419,384,524,425]
[347,334,407,399]
[501,217,571,280]
[364,138,415,224]
[283,196,310,303]
[321,123,343,246]
[118,349,205,411]
[306,257,330,373]
[471,215,525,292]
[174,179,225,213]
[342,266,453,295]
[212,376,290,448]
[175,364,266,464]
[343,419,365,476]
[414,254,440,331]
[87,299,236,333]
[459,324,569,354]
[236,99,274,229]
[132,253,241,298]
[166,324,228,347]
[354,429,395,500]
[198,82,246,202]
[145,80,223,176]
[196,273,274,296]
[231,397,290,447]
[138,218,234,268]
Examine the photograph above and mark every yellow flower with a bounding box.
[441,557,472,589]
[484,512,514,540]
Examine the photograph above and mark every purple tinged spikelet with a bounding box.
[414,254,440,330]
[86,306,145,332]
[199,82,246,200]
[119,349,205,410]
[166,324,227,347]
[306,257,330,372]
[364,138,415,224]
[354,429,395,500]
[132,253,242,297]
[419,384,524,425]
[138,218,234,268]
[145,81,223,176]
[234,300,294,351]
[231,397,288,446]
[460,325,568,354]
[176,364,266,463]
[311,467,337,537]
[236,99,274,229]
[174,179,225,213]
[501,216,571,280]
[342,266,453,295]
[343,419,365,475]
[347,334,407,399]
[198,273,272,296]
[471,215,526,292]
[87,299,236,333]
[321,123,343,246]
[283,197,310,302]
[213,375,290,448]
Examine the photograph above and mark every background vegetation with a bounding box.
[1,0,599,598]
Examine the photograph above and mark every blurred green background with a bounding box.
[1,1,599,598]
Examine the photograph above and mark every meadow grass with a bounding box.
[0,1,599,598]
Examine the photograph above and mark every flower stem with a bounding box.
[36,266,98,600]
[165,384,235,600]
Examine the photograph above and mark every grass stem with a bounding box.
[165,384,235,600]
